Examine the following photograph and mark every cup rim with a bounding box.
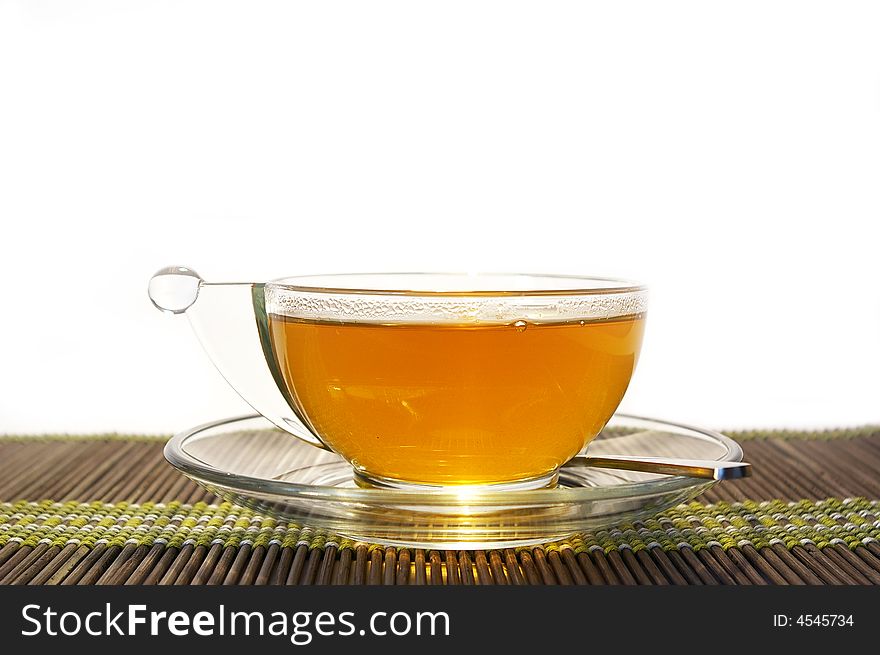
[266,272,646,297]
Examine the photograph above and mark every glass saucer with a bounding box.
[164,414,742,550]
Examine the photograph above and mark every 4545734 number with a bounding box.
[773,615,854,627]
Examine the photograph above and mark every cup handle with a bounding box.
[149,266,332,452]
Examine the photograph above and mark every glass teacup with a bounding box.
[149,269,647,490]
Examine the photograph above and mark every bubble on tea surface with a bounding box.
[513,320,528,332]
[148,266,203,314]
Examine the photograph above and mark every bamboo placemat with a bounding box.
[1,427,879,585]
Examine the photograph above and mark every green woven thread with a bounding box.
[1,498,877,554]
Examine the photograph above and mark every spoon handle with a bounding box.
[576,455,751,480]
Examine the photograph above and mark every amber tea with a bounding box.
[268,314,645,486]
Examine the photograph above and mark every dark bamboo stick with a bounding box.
[190,543,225,585]
[43,544,92,586]
[738,544,788,585]
[634,549,669,585]
[829,545,880,585]
[769,544,823,585]
[647,547,688,585]
[255,543,281,586]
[444,551,461,585]
[679,548,718,585]
[172,544,210,586]
[221,543,252,586]
[315,545,337,586]
[271,546,295,586]
[605,549,638,585]
[473,550,494,585]
[517,550,542,585]
[203,545,237,585]
[413,550,427,585]
[587,549,621,584]
[367,547,383,586]
[663,549,704,586]
[124,543,168,585]
[381,547,397,586]
[504,549,526,585]
[394,549,409,585]
[574,551,606,585]
[457,550,475,585]
[286,544,310,586]
[0,545,44,584]
[529,548,557,585]
[546,550,572,585]
[78,544,124,585]
[10,544,66,585]
[152,543,192,585]
[0,542,22,568]
[702,546,747,585]
[350,545,368,585]
[788,546,847,585]
[334,547,353,585]
[488,551,509,585]
[819,546,871,585]
[102,543,152,585]
[237,545,268,586]
[619,548,654,585]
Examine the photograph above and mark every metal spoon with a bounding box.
[566,455,751,480]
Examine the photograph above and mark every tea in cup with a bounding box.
[150,270,646,490]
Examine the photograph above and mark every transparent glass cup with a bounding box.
[149,268,647,490]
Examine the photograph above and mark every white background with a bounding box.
[1,1,878,434]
